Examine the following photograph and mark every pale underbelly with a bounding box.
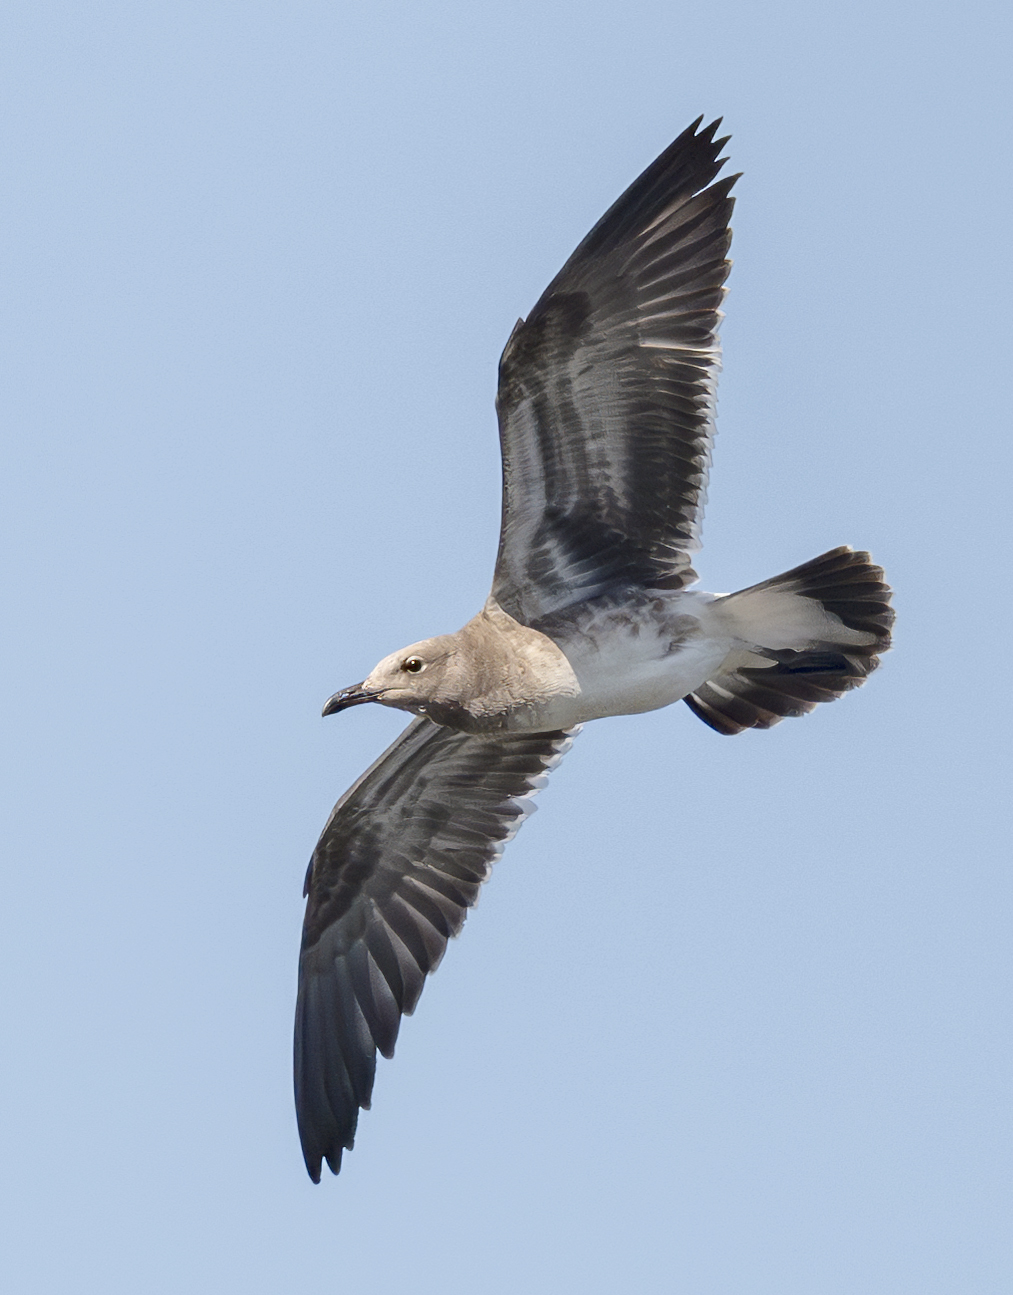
[509,594,735,730]
[563,633,731,724]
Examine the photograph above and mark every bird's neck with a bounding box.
[425,599,581,733]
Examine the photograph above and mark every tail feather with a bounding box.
[686,547,894,736]
[752,546,894,645]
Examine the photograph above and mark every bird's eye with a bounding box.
[402,656,425,674]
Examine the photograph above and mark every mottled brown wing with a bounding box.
[493,117,737,627]
[295,717,576,1181]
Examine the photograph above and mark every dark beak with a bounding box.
[321,683,382,717]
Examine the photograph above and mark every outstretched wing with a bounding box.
[493,117,737,626]
[295,717,576,1181]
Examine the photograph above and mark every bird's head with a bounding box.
[322,636,460,719]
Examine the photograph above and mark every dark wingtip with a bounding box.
[301,1139,344,1182]
[693,116,726,148]
[673,114,725,155]
[300,1129,346,1182]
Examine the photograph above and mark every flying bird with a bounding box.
[295,118,894,1182]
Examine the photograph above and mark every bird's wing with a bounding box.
[492,117,737,626]
[295,716,577,1181]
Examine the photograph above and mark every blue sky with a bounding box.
[2,2,1010,1292]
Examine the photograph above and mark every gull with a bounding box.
[295,117,894,1182]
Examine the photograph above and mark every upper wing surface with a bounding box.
[493,117,736,625]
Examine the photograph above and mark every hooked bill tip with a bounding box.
[321,683,379,717]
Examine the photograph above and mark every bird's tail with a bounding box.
[686,546,894,735]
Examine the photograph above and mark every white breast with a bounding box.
[534,590,734,726]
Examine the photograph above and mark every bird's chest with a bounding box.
[537,592,730,725]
